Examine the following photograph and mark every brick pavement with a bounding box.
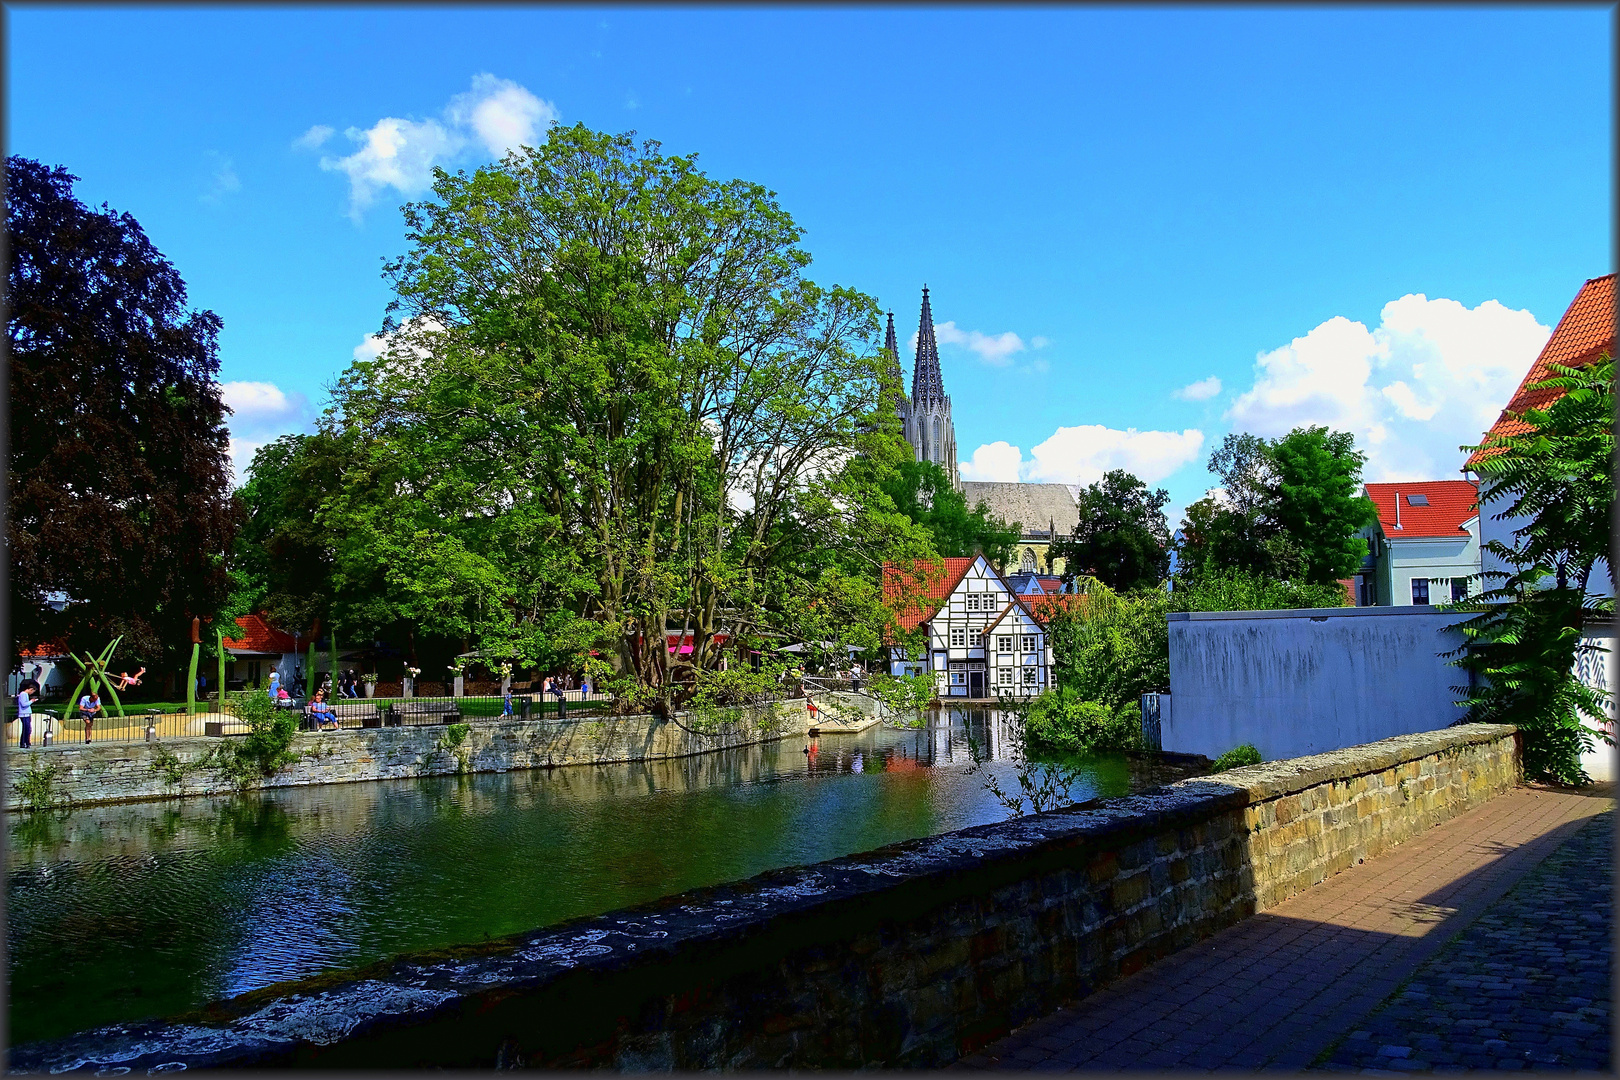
[1319,807,1611,1072]
[954,783,1613,1072]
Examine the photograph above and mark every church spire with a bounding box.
[912,285,945,404]
[884,311,905,395]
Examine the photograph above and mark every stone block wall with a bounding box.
[4,698,825,812]
[10,723,1519,1072]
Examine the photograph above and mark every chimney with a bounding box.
[1394,490,1402,530]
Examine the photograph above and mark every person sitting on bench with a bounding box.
[309,689,338,731]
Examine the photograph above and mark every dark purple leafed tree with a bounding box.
[6,157,239,677]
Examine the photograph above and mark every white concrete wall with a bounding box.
[1164,607,1469,761]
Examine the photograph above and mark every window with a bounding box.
[950,627,966,647]
[1405,493,1429,506]
[1411,578,1430,605]
[996,635,1013,653]
[998,668,1013,686]
[1020,548,1036,573]
[1023,667,1038,685]
[966,594,980,612]
[950,670,965,685]
[1022,635,1037,653]
[969,629,983,649]
[1451,578,1469,602]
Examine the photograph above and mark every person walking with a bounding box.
[16,679,39,748]
[78,688,104,744]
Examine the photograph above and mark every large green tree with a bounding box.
[1450,356,1614,784]
[315,125,928,711]
[6,157,239,676]
[1176,427,1373,589]
[879,460,1019,565]
[1050,468,1171,591]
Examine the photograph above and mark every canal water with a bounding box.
[6,708,1204,1046]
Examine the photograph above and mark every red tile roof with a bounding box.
[222,614,301,654]
[1466,274,1616,469]
[1364,480,1479,539]
[1036,576,1064,594]
[883,557,976,631]
[1019,592,1089,626]
[17,642,70,659]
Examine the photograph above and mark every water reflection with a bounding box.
[6,708,1196,1046]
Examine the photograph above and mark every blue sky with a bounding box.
[7,5,1612,522]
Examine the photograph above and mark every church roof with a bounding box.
[912,286,946,404]
[961,482,1080,532]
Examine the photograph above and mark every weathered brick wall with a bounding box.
[10,723,1519,1072]
[4,698,830,811]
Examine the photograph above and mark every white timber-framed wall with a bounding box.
[897,554,1052,699]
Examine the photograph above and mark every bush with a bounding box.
[1172,567,1347,613]
[224,687,300,781]
[1045,580,1168,712]
[1210,744,1263,773]
[1024,686,1144,753]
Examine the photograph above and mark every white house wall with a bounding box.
[915,556,1052,698]
[1381,534,1480,607]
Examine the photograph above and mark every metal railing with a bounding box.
[4,690,619,749]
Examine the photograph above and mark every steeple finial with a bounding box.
[912,286,944,404]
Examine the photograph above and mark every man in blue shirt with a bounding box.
[79,689,103,744]
[16,681,38,748]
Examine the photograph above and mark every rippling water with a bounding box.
[6,708,1202,1045]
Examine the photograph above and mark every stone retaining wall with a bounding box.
[9,723,1519,1072]
[3,696,857,812]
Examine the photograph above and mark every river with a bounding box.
[5,707,1205,1046]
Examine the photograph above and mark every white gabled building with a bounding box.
[883,554,1053,699]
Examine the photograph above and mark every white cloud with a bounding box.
[960,427,1205,488]
[201,151,240,205]
[222,380,305,429]
[1225,294,1551,481]
[293,124,334,150]
[221,380,311,488]
[315,74,557,220]
[1174,375,1222,402]
[933,321,1026,366]
[1031,336,1051,349]
[447,73,557,156]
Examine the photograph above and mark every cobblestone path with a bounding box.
[955,784,1612,1072]
[1318,807,1612,1072]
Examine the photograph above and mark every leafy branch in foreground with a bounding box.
[1449,355,1615,785]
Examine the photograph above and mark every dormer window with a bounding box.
[1406,494,1429,506]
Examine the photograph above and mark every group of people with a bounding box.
[12,664,150,746]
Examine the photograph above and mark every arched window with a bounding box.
[1021,548,1036,574]
[933,417,941,462]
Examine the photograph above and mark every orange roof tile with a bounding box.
[1364,480,1479,539]
[1020,592,1089,626]
[222,614,301,654]
[882,557,976,631]
[1466,274,1616,469]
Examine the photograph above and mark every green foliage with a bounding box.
[1450,355,1615,786]
[1023,686,1144,753]
[1045,578,1169,711]
[218,688,300,784]
[292,124,929,714]
[1051,469,1171,591]
[1210,744,1263,773]
[441,722,470,749]
[1177,427,1375,588]
[880,460,1021,565]
[1171,567,1348,613]
[867,671,937,724]
[13,760,64,813]
[685,661,788,733]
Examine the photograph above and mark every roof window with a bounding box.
[1405,494,1430,506]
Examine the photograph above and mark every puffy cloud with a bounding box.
[932,321,1027,366]
[315,74,557,220]
[293,124,334,150]
[1225,294,1550,481]
[221,380,311,488]
[222,380,304,428]
[447,73,557,156]
[1174,375,1222,402]
[960,427,1205,488]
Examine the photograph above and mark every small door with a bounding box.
[968,670,985,698]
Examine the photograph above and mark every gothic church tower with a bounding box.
[902,286,961,492]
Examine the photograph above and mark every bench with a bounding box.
[385,701,462,727]
[304,702,386,730]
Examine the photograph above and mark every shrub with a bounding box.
[1023,686,1144,753]
[1210,744,1263,773]
[1045,580,1168,711]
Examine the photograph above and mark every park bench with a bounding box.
[385,700,462,727]
[303,701,386,731]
